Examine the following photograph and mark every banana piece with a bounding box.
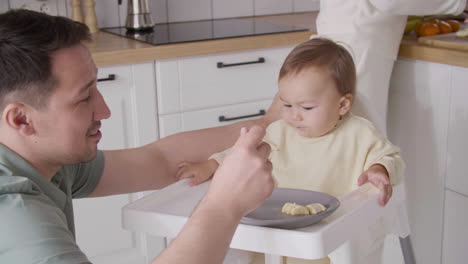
[290,205,310,215]
[281,202,296,214]
[306,203,327,214]
[281,202,310,215]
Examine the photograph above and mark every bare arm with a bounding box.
[89,94,282,197]
[370,0,466,15]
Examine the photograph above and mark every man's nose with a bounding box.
[94,90,111,120]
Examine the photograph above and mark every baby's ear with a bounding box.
[338,93,353,115]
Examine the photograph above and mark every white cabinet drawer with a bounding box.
[159,99,272,137]
[446,66,468,197]
[156,46,291,115]
[442,190,468,264]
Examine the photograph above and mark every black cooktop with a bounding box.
[102,17,309,45]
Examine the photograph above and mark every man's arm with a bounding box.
[153,126,274,264]
[370,0,466,16]
[89,94,282,197]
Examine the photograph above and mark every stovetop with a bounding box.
[101,17,309,46]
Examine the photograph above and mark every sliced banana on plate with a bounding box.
[281,202,327,216]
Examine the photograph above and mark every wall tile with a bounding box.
[168,0,211,22]
[150,0,168,24]
[1,1,10,13]
[254,0,293,16]
[293,0,319,12]
[118,0,167,27]
[66,0,120,28]
[213,0,253,19]
[93,1,120,28]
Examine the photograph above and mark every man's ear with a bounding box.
[2,103,35,135]
[339,93,353,116]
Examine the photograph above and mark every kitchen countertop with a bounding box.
[87,12,468,68]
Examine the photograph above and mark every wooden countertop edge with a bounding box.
[90,30,468,68]
[399,39,468,68]
[92,31,311,67]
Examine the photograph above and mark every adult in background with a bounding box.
[317,0,468,135]
[314,1,468,264]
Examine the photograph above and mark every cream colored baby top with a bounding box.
[211,114,404,198]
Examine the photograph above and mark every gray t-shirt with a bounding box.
[0,144,104,264]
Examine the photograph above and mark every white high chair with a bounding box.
[122,179,415,264]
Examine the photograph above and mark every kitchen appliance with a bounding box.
[102,17,309,46]
[119,0,154,31]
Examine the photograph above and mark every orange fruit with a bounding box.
[417,21,441,37]
[445,19,460,32]
[436,20,453,34]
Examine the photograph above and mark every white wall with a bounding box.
[6,0,319,28]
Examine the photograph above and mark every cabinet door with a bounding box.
[446,66,468,197]
[73,63,160,264]
[156,46,291,115]
[442,190,468,264]
[387,59,451,264]
[159,99,272,138]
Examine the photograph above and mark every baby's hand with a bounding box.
[176,160,219,186]
[358,164,392,206]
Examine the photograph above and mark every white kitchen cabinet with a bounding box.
[388,58,468,264]
[159,99,273,137]
[446,66,468,197]
[156,46,292,137]
[388,58,451,264]
[442,190,468,264]
[73,62,160,264]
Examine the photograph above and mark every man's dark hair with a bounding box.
[0,9,91,110]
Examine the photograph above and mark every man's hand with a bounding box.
[176,160,219,186]
[203,125,274,218]
[358,164,393,206]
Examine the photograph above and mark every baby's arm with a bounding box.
[176,160,220,186]
[359,126,405,206]
[176,148,230,186]
[358,164,392,206]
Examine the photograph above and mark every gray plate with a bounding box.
[241,188,340,229]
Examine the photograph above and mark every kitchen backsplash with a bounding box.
[4,0,319,28]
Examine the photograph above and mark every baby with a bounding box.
[176,37,404,264]
[177,38,403,207]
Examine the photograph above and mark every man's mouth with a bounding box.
[87,122,102,136]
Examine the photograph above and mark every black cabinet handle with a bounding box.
[97,74,116,82]
[217,57,265,68]
[219,109,266,122]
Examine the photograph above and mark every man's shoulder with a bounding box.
[0,176,88,264]
[0,175,41,196]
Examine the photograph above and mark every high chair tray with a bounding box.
[241,188,340,229]
[122,179,407,260]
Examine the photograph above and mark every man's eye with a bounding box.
[82,96,91,102]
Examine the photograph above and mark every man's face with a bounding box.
[30,44,111,164]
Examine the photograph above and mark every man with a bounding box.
[0,9,275,264]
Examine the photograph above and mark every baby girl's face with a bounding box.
[278,66,349,138]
